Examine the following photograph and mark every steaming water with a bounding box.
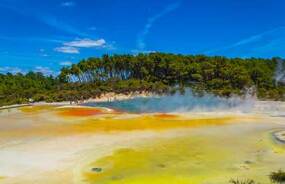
[85,90,285,117]
[85,91,255,113]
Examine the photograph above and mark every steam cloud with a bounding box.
[87,90,256,113]
[275,59,285,85]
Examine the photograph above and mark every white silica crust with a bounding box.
[273,130,285,144]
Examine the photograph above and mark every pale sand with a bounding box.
[0,132,165,183]
[0,125,192,183]
[0,91,153,110]
[33,91,153,106]
[0,104,31,110]
[0,106,184,183]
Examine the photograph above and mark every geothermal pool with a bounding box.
[0,98,284,184]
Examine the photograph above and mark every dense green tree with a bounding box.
[0,53,284,106]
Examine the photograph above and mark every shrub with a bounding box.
[229,179,257,184]
[270,170,285,184]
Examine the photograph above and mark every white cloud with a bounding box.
[41,16,87,37]
[39,48,49,57]
[1,3,84,37]
[59,61,73,66]
[137,2,180,50]
[42,54,49,57]
[54,46,79,54]
[204,26,285,57]
[61,1,75,7]
[89,26,97,31]
[0,66,56,76]
[34,66,54,76]
[54,38,111,54]
[0,67,23,74]
[131,50,157,55]
[64,38,106,48]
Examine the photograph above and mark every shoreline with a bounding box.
[0,91,153,110]
[1,91,285,111]
[0,104,31,110]
[83,91,153,103]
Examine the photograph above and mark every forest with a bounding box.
[0,53,284,106]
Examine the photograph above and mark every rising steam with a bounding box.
[87,89,256,113]
[275,58,285,85]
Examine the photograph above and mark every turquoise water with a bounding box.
[84,92,254,113]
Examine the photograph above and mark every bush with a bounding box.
[270,170,285,184]
[229,179,257,184]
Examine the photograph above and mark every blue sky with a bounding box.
[0,0,285,75]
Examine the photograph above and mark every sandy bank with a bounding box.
[0,91,153,110]
[0,104,31,110]
[84,91,153,103]
[34,91,153,106]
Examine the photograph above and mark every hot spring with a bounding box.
[0,94,284,184]
[84,90,256,113]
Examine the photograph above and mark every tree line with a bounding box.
[1,53,285,106]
